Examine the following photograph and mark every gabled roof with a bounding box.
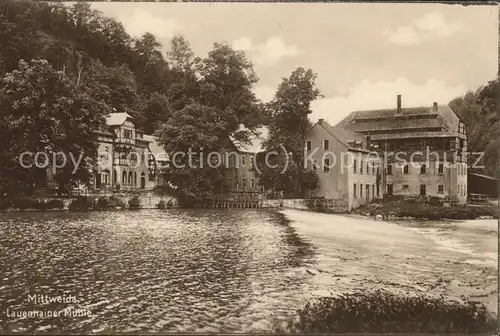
[106,112,133,126]
[314,120,369,152]
[337,104,463,139]
[228,126,268,154]
[468,172,498,181]
[144,135,169,161]
[229,135,266,154]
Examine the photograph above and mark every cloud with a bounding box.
[232,36,301,66]
[232,37,253,51]
[253,84,276,103]
[119,9,184,40]
[310,77,467,126]
[384,12,462,46]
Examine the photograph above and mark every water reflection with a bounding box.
[0,209,316,333]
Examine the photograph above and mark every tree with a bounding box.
[262,67,322,197]
[198,42,264,144]
[139,93,172,135]
[157,102,229,206]
[449,85,499,178]
[0,59,106,196]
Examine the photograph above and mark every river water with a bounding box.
[0,209,316,333]
[0,209,497,333]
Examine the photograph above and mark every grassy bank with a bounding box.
[355,197,498,220]
[276,290,497,333]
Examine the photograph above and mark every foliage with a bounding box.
[276,290,497,333]
[0,58,106,196]
[158,41,267,206]
[261,67,322,197]
[157,199,166,209]
[449,81,499,178]
[45,199,64,210]
[128,195,141,210]
[10,197,41,210]
[357,198,498,220]
[109,196,126,209]
[68,196,94,211]
[94,197,111,211]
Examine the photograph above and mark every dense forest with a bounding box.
[0,0,497,205]
[449,80,499,178]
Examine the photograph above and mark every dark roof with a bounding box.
[468,172,498,181]
[369,131,459,140]
[337,104,464,140]
[347,116,445,133]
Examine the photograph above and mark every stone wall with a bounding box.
[262,198,349,213]
[34,192,178,210]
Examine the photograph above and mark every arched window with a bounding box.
[128,171,133,185]
[113,169,117,184]
[134,172,137,186]
[122,171,127,184]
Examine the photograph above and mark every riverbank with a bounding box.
[353,199,498,221]
[279,209,498,319]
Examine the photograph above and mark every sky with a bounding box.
[90,2,498,128]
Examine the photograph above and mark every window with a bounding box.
[323,140,329,150]
[228,154,236,168]
[360,184,363,197]
[323,158,330,172]
[306,141,312,151]
[353,159,357,173]
[387,184,393,195]
[250,156,255,166]
[101,173,109,184]
[241,155,246,167]
[403,163,409,174]
[458,122,466,134]
[241,178,246,190]
[420,163,426,174]
[124,129,133,139]
[438,162,444,174]
[360,160,363,174]
[403,184,409,189]
[366,161,370,175]
[387,164,393,175]
[227,177,233,188]
[420,184,426,196]
[372,185,375,198]
[354,184,357,197]
[251,179,255,189]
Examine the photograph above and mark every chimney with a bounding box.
[396,95,402,115]
[318,118,324,124]
[433,102,438,112]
